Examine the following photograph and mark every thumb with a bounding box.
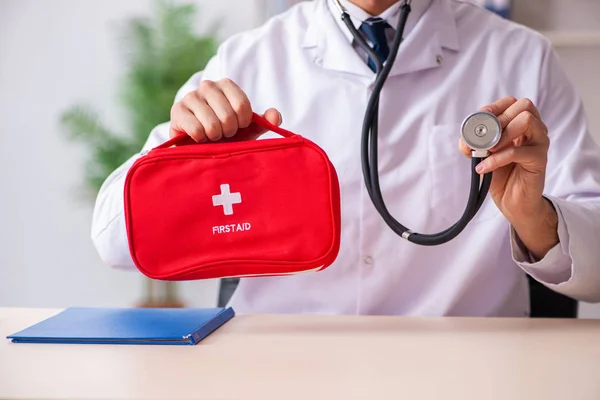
[261,107,283,127]
[223,107,282,142]
[458,137,472,159]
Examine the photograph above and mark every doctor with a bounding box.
[92,0,600,316]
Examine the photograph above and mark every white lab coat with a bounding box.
[91,0,600,316]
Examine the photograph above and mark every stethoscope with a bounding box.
[332,0,502,246]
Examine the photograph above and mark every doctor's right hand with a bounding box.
[169,78,282,142]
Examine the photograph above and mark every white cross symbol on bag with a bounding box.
[212,184,242,216]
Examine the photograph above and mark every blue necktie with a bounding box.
[359,17,392,72]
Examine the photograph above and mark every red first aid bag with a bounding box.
[124,113,341,281]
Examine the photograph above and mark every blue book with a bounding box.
[6,307,234,345]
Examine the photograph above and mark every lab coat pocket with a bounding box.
[428,123,500,225]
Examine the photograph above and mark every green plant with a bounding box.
[60,0,218,195]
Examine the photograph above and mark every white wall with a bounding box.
[512,0,600,31]
[1,0,599,316]
[0,0,260,309]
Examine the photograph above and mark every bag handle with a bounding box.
[155,112,296,150]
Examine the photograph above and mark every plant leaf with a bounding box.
[59,0,218,194]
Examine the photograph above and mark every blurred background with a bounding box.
[1,0,599,317]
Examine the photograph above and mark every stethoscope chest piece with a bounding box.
[461,112,502,156]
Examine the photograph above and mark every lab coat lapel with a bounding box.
[386,0,460,77]
[303,0,460,78]
[302,0,382,77]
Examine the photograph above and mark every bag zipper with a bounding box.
[137,136,303,159]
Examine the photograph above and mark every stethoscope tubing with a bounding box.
[338,0,494,246]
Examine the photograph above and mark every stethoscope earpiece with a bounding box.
[461,112,502,156]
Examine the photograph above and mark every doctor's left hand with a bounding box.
[458,96,559,260]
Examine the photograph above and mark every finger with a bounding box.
[263,107,282,126]
[491,110,548,152]
[488,97,542,130]
[513,136,525,147]
[182,92,223,141]
[169,104,206,142]
[218,78,253,132]
[458,137,472,158]
[475,146,546,175]
[202,85,239,138]
[232,108,283,142]
[480,96,518,123]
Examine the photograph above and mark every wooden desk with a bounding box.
[1,308,599,399]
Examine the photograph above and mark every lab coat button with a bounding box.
[436,54,443,65]
[314,57,323,66]
[364,256,373,265]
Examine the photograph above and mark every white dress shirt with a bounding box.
[91,0,600,316]
[331,0,434,63]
